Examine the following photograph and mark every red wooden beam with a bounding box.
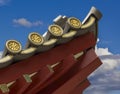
[0,32,96,84]
[24,63,62,94]
[9,75,32,94]
[25,54,77,94]
[52,49,102,94]
[69,79,90,94]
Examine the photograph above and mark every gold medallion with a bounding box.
[6,40,21,53]
[68,17,81,29]
[49,25,63,36]
[29,32,44,46]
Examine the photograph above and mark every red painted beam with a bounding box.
[37,55,83,94]
[0,92,9,94]
[52,49,102,94]
[69,79,90,94]
[24,63,62,94]
[25,54,77,94]
[36,49,102,94]
[9,75,32,94]
[0,32,96,84]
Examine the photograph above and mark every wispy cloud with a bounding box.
[84,39,120,94]
[0,0,10,6]
[13,18,43,28]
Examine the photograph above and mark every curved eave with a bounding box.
[0,6,102,69]
[82,6,102,40]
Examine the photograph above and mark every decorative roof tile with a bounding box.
[0,6,102,69]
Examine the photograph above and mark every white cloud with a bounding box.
[13,18,43,28]
[0,0,10,6]
[84,39,120,94]
[95,39,112,56]
[95,47,113,56]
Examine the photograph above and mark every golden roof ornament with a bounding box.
[0,6,102,69]
[6,40,22,54]
[67,17,81,29]
[48,25,63,37]
[28,32,44,47]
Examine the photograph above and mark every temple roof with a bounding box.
[0,6,102,69]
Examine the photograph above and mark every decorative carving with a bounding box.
[28,32,44,46]
[6,40,21,54]
[48,25,63,36]
[0,6,102,70]
[67,17,81,29]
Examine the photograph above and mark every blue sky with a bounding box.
[0,0,120,94]
[0,0,120,54]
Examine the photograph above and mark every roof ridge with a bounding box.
[0,6,102,69]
